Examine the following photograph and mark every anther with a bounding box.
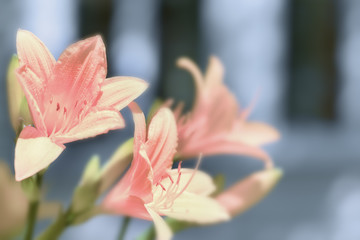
[159,183,166,191]
[176,172,182,185]
[168,175,174,184]
[178,161,183,173]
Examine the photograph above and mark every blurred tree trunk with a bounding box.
[159,0,199,110]
[79,0,113,72]
[288,0,337,122]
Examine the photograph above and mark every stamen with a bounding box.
[176,172,182,185]
[158,186,165,198]
[158,183,166,191]
[178,161,182,173]
[155,158,204,210]
[56,103,60,111]
[168,175,174,184]
[174,154,202,199]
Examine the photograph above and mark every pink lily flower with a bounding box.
[103,103,229,240]
[14,30,148,181]
[174,56,280,167]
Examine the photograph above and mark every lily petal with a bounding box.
[128,102,147,157]
[145,205,173,240]
[124,103,153,200]
[216,168,282,217]
[98,77,148,111]
[129,146,154,201]
[104,195,150,220]
[164,169,216,196]
[204,56,224,88]
[203,86,238,133]
[15,126,64,181]
[183,135,273,168]
[158,191,230,224]
[103,146,153,218]
[234,122,280,146]
[49,35,107,114]
[16,29,55,82]
[57,110,125,143]
[177,57,204,97]
[145,108,177,183]
[16,65,46,133]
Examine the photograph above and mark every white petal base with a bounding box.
[15,137,64,181]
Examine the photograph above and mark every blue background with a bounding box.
[1,0,360,239]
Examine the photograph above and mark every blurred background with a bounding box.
[1,0,360,239]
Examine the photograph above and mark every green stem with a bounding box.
[24,173,43,240]
[118,216,131,240]
[36,207,99,240]
[24,201,40,240]
[35,209,70,240]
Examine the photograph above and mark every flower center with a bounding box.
[153,158,201,210]
[43,96,89,136]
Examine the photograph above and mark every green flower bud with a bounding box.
[71,155,101,214]
[98,138,133,194]
[6,55,32,135]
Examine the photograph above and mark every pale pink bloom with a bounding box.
[174,56,280,167]
[0,161,62,238]
[0,162,28,238]
[14,30,148,181]
[103,103,229,240]
[216,168,282,217]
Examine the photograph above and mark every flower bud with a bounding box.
[71,155,101,214]
[79,155,101,186]
[216,168,282,217]
[71,138,133,222]
[98,138,133,194]
[6,55,32,135]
